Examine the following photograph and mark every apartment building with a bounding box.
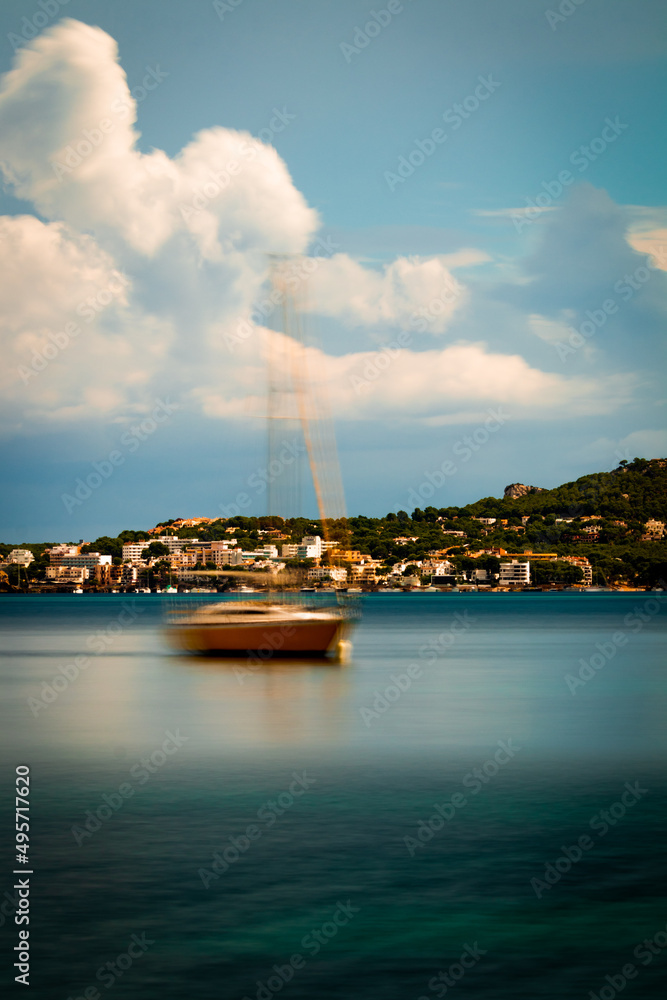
[560,555,593,585]
[151,535,198,552]
[7,549,34,565]
[47,544,79,565]
[46,566,89,583]
[122,541,151,563]
[60,553,112,570]
[499,560,531,586]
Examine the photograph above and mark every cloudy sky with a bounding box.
[0,0,665,541]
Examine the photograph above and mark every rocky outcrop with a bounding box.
[504,483,545,500]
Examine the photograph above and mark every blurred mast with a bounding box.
[268,255,347,546]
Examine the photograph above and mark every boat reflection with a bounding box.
[169,652,353,748]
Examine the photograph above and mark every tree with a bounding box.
[146,541,170,559]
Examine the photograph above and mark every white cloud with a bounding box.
[306,253,468,333]
[618,428,667,458]
[0,20,647,442]
[624,206,667,271]
[0,18,317,260]
[197,328,636,425]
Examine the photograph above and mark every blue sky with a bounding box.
[0,0,665,541]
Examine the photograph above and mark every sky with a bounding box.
[0,0,665,542]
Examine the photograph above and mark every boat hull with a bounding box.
[167,617,346,655]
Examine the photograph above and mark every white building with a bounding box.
[61,553,112,569]
[298,536,322,559]
[122,541,151,563]
[182,544,244,568]
[253,545,279,559]
[307,566,347,582]
[151,535,198,552]
[559,555,593,585]
[499,560,530,586]
[7,549,34,565]
[47,545,79,565]
[282,536,324,560]
[46,566,89,583]
[422,559,455,577]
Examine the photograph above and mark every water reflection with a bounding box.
[170,653,352,747]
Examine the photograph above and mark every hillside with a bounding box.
[457,458,667,522]
[2,458,666,589]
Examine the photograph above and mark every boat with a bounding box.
[167,255,358,658]
[167,600,354,656]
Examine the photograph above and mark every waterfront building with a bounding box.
[499,560,531,586]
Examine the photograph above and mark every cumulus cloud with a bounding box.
[0,20,646,441]
[195,328,636,426]
[306,253,468,333]
[0,18,317,259]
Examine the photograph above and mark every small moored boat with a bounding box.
[167,600,352,656]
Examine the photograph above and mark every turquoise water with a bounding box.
[1,593,666,998]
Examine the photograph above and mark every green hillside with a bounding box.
[458,457,667,522]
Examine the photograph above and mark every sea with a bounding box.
[1,592,666,999]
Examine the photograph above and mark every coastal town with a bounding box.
[2,458,665,593]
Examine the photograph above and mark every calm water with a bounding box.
[1,593,666,999]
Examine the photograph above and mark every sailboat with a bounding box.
[167,255,357,658]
